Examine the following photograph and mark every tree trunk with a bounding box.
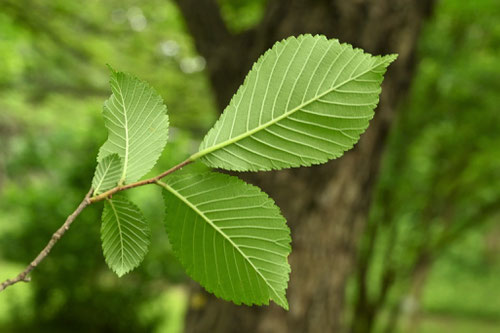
[175,1,434,332]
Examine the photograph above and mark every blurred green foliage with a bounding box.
[0,0,499,332]
[350,0,500,332]
[0,0,214,331]
[217,0,267,33]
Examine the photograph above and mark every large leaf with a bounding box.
[101,193,150,277]
[98,68,169,184]
[160,172,291,309]
[193,34,397,171]
[92,153,122,195]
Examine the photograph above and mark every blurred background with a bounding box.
[0,0,498,332]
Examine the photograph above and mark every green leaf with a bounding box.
[192,34,397,171]
[101,193,151,277]
[98,67,169,184]
[160,172,291,309]
[92,153,122,195]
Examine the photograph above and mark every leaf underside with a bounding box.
[98,68,169,184]
[161,172,291,309]
[92,153,122,195]
[101,193,151,277]
[197,34,397,171]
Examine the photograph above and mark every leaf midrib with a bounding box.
[190,58,385,162]
[158,180,286,306]
[108,198,125,274]
[115,81,129,184]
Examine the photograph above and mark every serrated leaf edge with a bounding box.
[158,178,290,309]
[191,34,397,171]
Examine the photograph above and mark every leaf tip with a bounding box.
[115,270,126,278]
[385,53,399,64]
[106,64,117,74]
[274,295,289,310]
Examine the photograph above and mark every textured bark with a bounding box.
[175,0,434,332]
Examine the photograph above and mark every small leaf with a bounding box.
[101,194,150,277]
[92,153,122,195]
[193,34,397,171]
[160,172,291,309]
[98,67,169,184]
